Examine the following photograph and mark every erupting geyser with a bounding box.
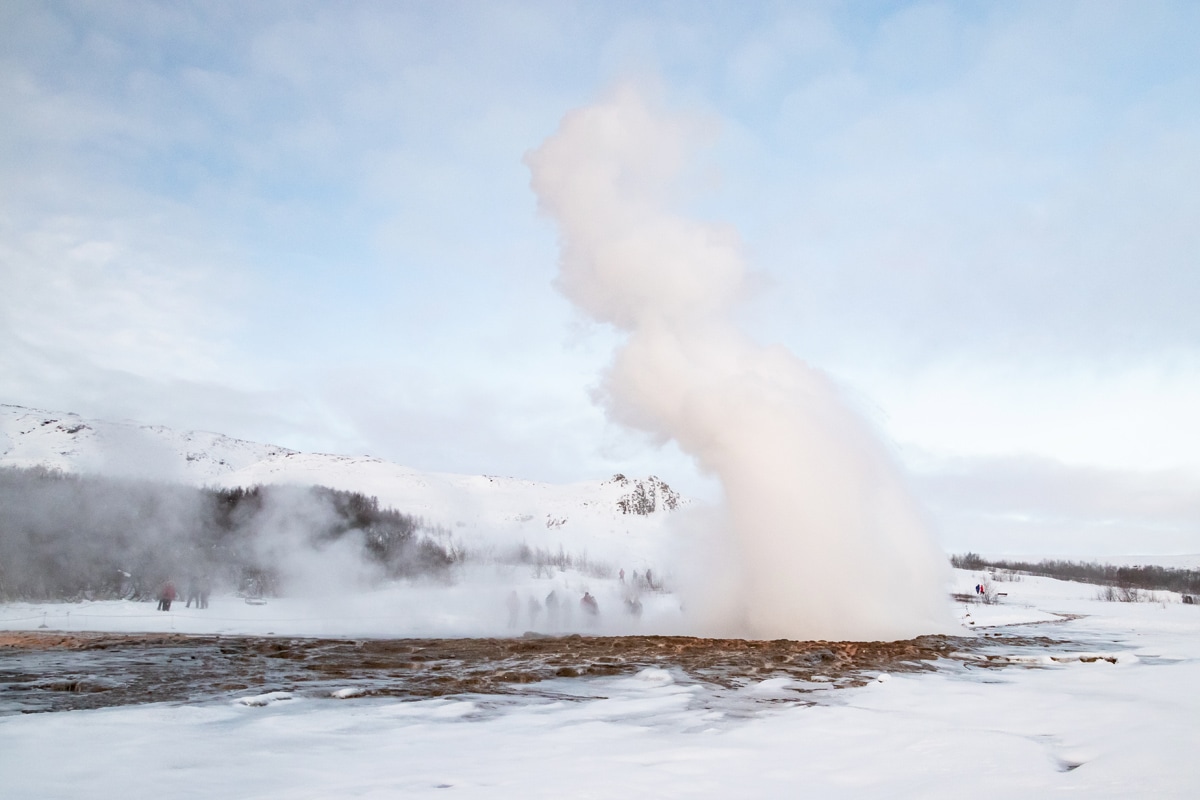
[526,86,949,641]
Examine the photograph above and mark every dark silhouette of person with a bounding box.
[506,590,520,629]
[528,595,542,628]
[580,591,599,624]
[545,590,560,631]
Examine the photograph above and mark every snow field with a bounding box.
[4,566,1200,796]
[2,649,1196,798]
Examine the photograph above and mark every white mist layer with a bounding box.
[527,86,950,641]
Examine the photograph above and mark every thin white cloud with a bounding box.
[915,453,1200,555]
[0,214,235,383]
[741,2,1200,363]
[845,357,1200,474]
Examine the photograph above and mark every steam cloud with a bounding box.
[527,86,949,640]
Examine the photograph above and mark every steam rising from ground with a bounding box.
[527,86,949,640]
[0,466,442,604]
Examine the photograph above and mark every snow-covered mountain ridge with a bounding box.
[0,404,687,563]
[0,404,295,481]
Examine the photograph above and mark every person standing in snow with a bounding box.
[506,590,520,629]
[545,590,560,631]
[528,595,542,629]
[580,591,599,626]
[198,575,211,609]
[157,580,177,611]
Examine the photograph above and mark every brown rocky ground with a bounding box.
[0,629,1071,715]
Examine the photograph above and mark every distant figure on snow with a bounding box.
[185,576,201,608]
[506,590,520,629]
[545,590,560,631]
[198,576,211,609]
[528,595,542,629]
[157,580,177,612]
[580,591,599,625]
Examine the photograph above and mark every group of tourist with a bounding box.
[155,575,211,611]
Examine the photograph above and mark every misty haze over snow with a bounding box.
[1,402,708,637]
[0,402,685,570]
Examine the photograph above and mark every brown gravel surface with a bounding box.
[0,629,1067,715]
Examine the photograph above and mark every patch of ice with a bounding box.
[235,691,293,707]
[744,677,795,695]
[631,667,674,686]
[1049,651,1136,665]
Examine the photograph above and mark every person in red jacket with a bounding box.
[158,580,177,611]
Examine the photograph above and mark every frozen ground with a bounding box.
[2,569,1200,797]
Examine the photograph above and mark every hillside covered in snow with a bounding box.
[0,404,689,568]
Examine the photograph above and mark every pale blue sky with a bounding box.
[3,1,1198,554]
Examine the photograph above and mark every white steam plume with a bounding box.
[527,86,949,641]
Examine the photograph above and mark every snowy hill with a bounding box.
[0,404,687,564]
[0,404,293,482]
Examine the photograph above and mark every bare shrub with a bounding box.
[1096,584,1157,603]
[493,542,615,580]
[954,553,1200,596]
[979,579,999,605]
[950,552,985,570]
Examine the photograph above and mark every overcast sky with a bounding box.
[3,1,1198,555]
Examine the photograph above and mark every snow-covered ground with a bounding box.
[3,568,1200,798]
[0,564,685,639]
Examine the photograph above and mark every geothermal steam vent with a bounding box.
[526,86,949,641]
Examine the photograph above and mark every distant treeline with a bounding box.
[951,552,1200,596]
[0,466,457,602]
